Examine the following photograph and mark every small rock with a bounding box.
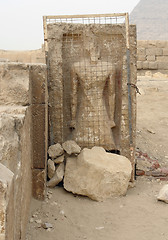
[157,184,168,203]
[147,129,155,134]
[59,210,65,215]
[62,140,81,155]
[42,222,53,229]
[95,226,104,230]
[54,155,64,164]
[29,218,34,223]
[48,143,64,158]
[47,159,55,179]
[47,163,65,188]
[35,219,42,224]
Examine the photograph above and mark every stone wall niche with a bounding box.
[47,21,137,169]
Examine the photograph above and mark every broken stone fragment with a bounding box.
[157,184,168,204]
[62,140,81,155]
[64,146,132,201]
[47,159,55,179]
[53,154,64,164]
[47,162,65,188]
[48,143,64,158]
[42,222,53,229]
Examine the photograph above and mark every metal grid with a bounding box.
[43,13,131,151]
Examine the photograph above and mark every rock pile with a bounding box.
[47,141,81,187]
[47,142,132,201]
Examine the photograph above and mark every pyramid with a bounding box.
[130,0,168,40]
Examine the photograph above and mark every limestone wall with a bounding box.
[0,48,45,64]
[0,62,48,240]
[137,40,168,76]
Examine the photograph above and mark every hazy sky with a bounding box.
[0,0,140,50]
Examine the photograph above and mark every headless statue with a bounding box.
[69,58,116,150]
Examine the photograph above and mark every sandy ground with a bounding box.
[26,75,168,240]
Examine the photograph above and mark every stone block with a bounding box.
[157,56,168,62]
[137,55,146,61]
[0,163,14,240]
[64,147,132,201]
[31,104,47,169]
[148,62,158,70]
[163,48,168,56]
[137,61,143,69]
[146,55,155,61]
[142,61,149,69]
[0,63,29,106]
[137,48,146,55]
[29,64,47,104]
[146,48,163,56]
[156,41,168,48]
[32,169,46,200]
[47,162,65,188]
[157,61,168,70]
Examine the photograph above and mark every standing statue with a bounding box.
[69,42,116,150]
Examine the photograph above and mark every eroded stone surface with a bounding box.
[47,159,55,179]
[64,147,132,201]
[157,184,168,203]
[47,163,65,188]
[48,143,64,159]
[62,140,81,155]
[53,155,64,164]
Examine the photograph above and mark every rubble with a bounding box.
[47,159,55,179]
[62,140,81,155]
[48,143,64,158]
[47,163,65,188]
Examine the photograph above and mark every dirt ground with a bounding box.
[26,75,168,240]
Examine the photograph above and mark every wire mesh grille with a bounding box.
[44,14,129,150]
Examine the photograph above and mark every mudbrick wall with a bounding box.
[0,63,48,240]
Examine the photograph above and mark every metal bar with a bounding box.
[44,13,127,20]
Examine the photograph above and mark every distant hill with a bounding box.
[130,0,168,40]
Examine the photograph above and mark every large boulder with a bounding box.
[64,147,132,201]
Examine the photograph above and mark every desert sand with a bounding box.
[26,75,168,240]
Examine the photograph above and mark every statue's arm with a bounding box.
[70,68,78,129]
[108,72,116,128]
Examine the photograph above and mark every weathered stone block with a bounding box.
[142,61,149,69]
[146,55,155,61]
[62,140,81,155]
[47,162,65,188]
[137,61,143,69]
[157,56,168,62]
[29,64,47,104]
[163,48,168,56]
[137,55,146,61]
[31,104,47,169]
[32,169,46,200]
[48,143,64,158]
[64,147,132,201]
[157,61,168,70]
[0,63,29,105]
[148,62,158,70]
[146,48,163,56]
[137,48,146,55]
[0,164,14,240]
